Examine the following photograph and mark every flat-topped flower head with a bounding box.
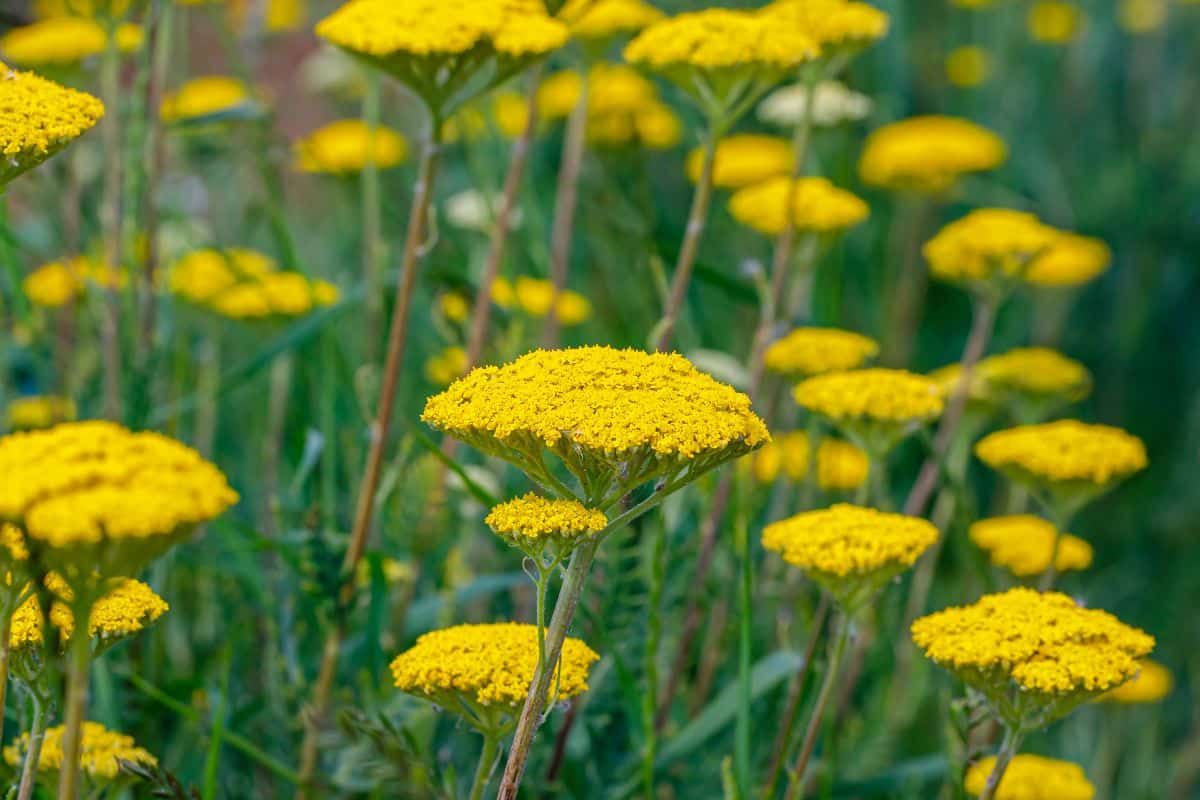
[161,75,256,123]
[1024,233,1111,288]
[975,421,1147,514]
[390,623,599,717]
[1100,659,1172,704]
[969,515,1092,578]
[763,504,937,611]
[7,395,76,431]
[729,176,869,237]
[486,494,606,557]
[560,0,664,40]
[749,432,869,491]
[3,721,156,785]
[912,588,1154,725]
[686,134,792,189]
[794,368,943,454]
[209,272,340,320]
[978,347,1091,420]
[923,208,1062,294]
[764,327,879,377]
[0,62,104,187]
[965,754,1095,800]
[422,347,769,500]
[761,0,889,55]
[294,119,408,174]
[0,18,142,67]
[23,255,127,308]
[858,115,1006,194]
[169,246,276,305]
[10,575,168,649]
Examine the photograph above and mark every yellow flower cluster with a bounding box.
[1101,659,1173,703]
[975,420,1148,486]
[315,0,569,60]
[817,438,872,491]
[979,347,1091,399]
[624,8,817,72]
[0,62,103,182]
[10,575,168,648]
[858,115,1006,193]
[929,362,991,405]
[3,722,156,782]
[0,18,142,67]
[294,119,408,174]
[0,421,238,548]
[32,0,132,15]
[752,431,871,491]
[762,0,890,51]
[911,588,1155,697]
[422,346,769,461]
[687,134,793,189]
[968,515,1092,577]
[485,494,607,543]
[946,46,991,88]
[424,346,468,386]
[794,368,944,424]
[22,256,126,308]
[1027,1,1084,44]
[763,504,938,578]
[923,209,1061,286]
[964,754,1095,800]
[160,75,253,123]
[2,523,30,563]
[170,248,338,320]
[390,623,599,709]
[1024,233,1111,288]
[493,276,591,325]
[729,177,869,237]
[6,395,76,431]
[537,65,681,150]
[763,327,879,376]
[559,0,664,39]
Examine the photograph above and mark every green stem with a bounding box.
[361,71,384,361]
[469,734,500,800]
[642,519,667,800]
[735,475,754,799]
[783,613,851,800]
[977,726,1023,800]
[98,19,125,422]
[57,618,94,800]
[542,68,589,349]
[1037,503,1072,590]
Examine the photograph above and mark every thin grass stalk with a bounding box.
[361,72,384,361]
[98,21,126,422]
[0,613,10,730]
[542,74,589,348]
[880,197,934,368]
[782,614,851,800]
[296,134,443,798]
[16,689,48,800]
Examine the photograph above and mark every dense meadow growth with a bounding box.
[0,0,1196,798]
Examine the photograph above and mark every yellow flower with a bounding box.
[964,754,1095,800]
[975,420,1147,488]
[624,8,818,73]
[763,504,937,610]
[795,368,943,424]
[559,0,664,40]
[6,395,76,431]
[3,722,156,783]
[294,119,408,173]
[485,493,607,552]
[748,432,869,491]
[211,272,339,320]
[10,575,168,648]
[22,261,84,308]
[2,523,30,563]
[729,177,869,237]
[750,431,811,483]
[764,327,879,377]
[1100,660,1173,703]
[514,276,591,324]
[817,438,870,491]
[170,247,276,305]
[161,75,254,123]
[537,64,681,149]
[946,45,991,88]
[1027,2,1084,44]
[390,622,599,710]
[858,115,1006,194]
[439,291,471,322]
[630,103,682,149]
[1,18,142,67]
[968,515,1092,578]
[687,134,793,189]
[1119,0,1168,32]
[979,347,1091,402]
[0,62,104,186]
[761,0,890,53]
[492,90,531,138]
[922,208,1061,289]
[1024,233,1111,288]
[929,362,992,406]
[424,346,468,386]
[491,276,517,308]
[912,588,1154,705]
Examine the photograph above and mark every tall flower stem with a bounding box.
[98,19,126,422]
[296,131,443,798]
[16,686,48,800]
[57,606,95,800]
[542,74,589,348]
[361,72,384,362]
[469,733,501,800]
[641,519,667,800]
[977,726,1023,800]
[783,612,851,800]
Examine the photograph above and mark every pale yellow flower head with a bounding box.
[1100,659,1173,704]
[764,327,879,377]
[1024,233,1111,288]
[729,177,869,237]
[687,134,793,189]
[390,622,599,711]
[0,62,104,186]
[560,0,664,39]
[294,119,408,174]
[1027,2,1085,44]
[965,754,1095,800]
[968,515,1093,578]
[859,115,1006,193]
[758,80,873,128]
[3,722,156,784]
[1,18,142,67]
[922,208,1061,289]
[161,75,254,123]
[975,420,1147,489]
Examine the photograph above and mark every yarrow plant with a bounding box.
[3,721,156,796]
[858,115,1007,194]
[968,515,1093,579]
[763,326,879,377]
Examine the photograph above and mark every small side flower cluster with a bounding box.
[485,493,607,552]
[170,247,339,321]
[10,575,169,649]
[968,515,1092,578]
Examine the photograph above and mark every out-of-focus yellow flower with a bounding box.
[751,431,811,483]
[3,722,156,785]
[1119,0,1168,32]
[491,276,516,308]
[729,177,869,237]
[439,291,471,322]
[170,247,276,305]
[969,515,1093,578]
[1024,233,1111,288]
[795,368,943,455]
[161,75,254,123]
[949,0,996,8]
[211,273,339,320]
[946,45,991,88]
[538,64,682,150]
[443,106,489,144]
[976,420,1147,494]
[559,0,664,40]
[1,18,142,67]
[493,90,531,138]
[424,346,468,386]
[23,256,126,308]
[764,327,879,377]
[979,347,1091,404]
[922,208,1061,291]
[6,395,76,431]
[514,276,592,325]
[964,754,1095,800]
[294,119,408,174]
[749,432,870,492]
[687,134,793,189]
[859,115,1006,194]
[1027,2,1084,43]
[817,438,870,491]
[1100,660,1173,703]
[624,8,817,74]
[761,0,890,54]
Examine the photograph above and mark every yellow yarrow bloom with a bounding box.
[729,177,869,237]
[761,0,890,53]
[161,75,254,123]
[390,622,599,710]
[624,8,817,72]
[3,722,156,784]
[977,348,1091,418]
[486,494,607,556]
[6,395,76,431]
[1027,2,1084,44]
[858,115,1006,194]
[764,327,879,377]
[946,45,991,88]
[537,65,682,150]
[170,247,276,305]
[513,276,592,325]
[10,575,168,648]
[763,504,937,610]
[294,119,408,174]
[968,515,1093,578]
[1100,659,1173,703]
[0,62,104,186]
[975,420,1147,489]
[439,291,471,322]
[23,255,126,308]
[794,369,944,453]
[210,272,339,320]
[687,134,793,189]
[817,438,871,491]
[1024,233,1111,288]
[424,346,468,386]
[0,18,142,67]
[964,754,1095,800]
[559,0,664,40]
[749,432,869,492]
[923,208,1062,291]
[912,588,1154,714]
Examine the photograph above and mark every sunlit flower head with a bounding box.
[858,115,1006,193]
[975,420,1147,497]
[210,273,339,320]
[6,395,76,431]
[730,176,869,237]
[559,0,664,40]
[625,8,817,73]
[537,64,682,149]
[294,119,408,174]
[758,80,873,128]
[968,515,1092,578]
[748,432,870,492]
[1027,2,1085,44]
[486,493,606,558]
[0,18,142,67]
[161,75,255,123]
[794,368,943,454]
[170,247,276,305]
[3,722,156,785]
[686,134,793,189]
[0,62,104,186]
[964,754,1095,800]
[764,327,879,377]
[922,208,1061,292]
[1100,660,1173,704]
[1024,233,1111,288]
[10,575,168,649]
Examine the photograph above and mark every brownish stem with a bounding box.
[16,688,47,800]
[0,614,10,726]
[541,75,589,348]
